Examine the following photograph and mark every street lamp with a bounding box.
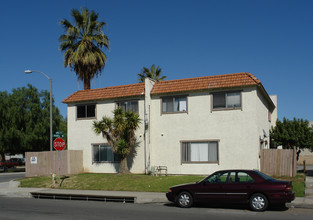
[25,70,53,151]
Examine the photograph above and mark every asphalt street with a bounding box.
[0,197,313,220]
[1,168,313,219]
[0,172,25,183]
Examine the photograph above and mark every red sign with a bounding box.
[53,138,65,151]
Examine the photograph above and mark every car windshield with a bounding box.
[255,170,275,181]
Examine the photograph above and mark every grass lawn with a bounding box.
[19,173,306,197]
[273,173,306,197]
[19,174,205,192]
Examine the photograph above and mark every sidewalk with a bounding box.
[0,180,168,204]
[1,176,313,208]
[288,175,313,209]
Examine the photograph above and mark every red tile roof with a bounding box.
[151,72,260,95]
[62,83,145,103]
[63,72,263,103]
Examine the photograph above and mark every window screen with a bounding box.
[77,104,96,118]
[213,92,241,109]
[162,96,187,113]
[182,141,218,163]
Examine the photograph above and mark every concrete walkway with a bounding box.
[289,175,313,209]
[1,176,313,208]
[0,180,167,204]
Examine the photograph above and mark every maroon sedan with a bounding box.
[166,170,295,211]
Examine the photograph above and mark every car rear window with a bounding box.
[254,170,275,181]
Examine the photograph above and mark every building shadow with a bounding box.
[306,169,313,177]
[297,164,313,177]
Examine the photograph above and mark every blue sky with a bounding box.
[1,0,313,121]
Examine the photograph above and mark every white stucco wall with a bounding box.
[67,99,146,173]
[66,84,275,175]
[149,87,274,175]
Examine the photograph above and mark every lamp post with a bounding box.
[25,70,53,151]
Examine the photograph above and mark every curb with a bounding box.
[1,177,313,208]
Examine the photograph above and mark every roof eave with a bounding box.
[62,94,145,104]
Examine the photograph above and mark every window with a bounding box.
[93,144,120,163]
[228,171,254,183]
[212,91,241,109]
[182,141,218,163]
[206,171,254,184]
[162,96,187,113]
[205,171,228,183]
[236,172,254,183]
[77,104,96,119]
[116,101,138,113]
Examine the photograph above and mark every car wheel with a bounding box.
[249,193,268,211]
[176,191,193,208]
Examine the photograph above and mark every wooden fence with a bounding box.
[25,150,83,177]
[260,148,297,177]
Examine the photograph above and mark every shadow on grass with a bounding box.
[60,175,70,187]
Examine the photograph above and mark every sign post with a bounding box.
[53,137,65,187]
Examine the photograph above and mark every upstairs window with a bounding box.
[77,104,96,119]
[162,96,187,113]
[116,101,138,113]
[212,91,241,109]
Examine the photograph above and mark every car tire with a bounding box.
[176,191,193,208]
[249,193,268,211]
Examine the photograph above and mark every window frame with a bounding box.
[211,90,242,111]
[161,95,188,114]
[180,140,219,164]
[92,143,121,163]
[76,103,96,120]
[115,100,139,113]
[235,171,254,183]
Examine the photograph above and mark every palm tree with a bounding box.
[93,108,141,174]
[59,8,109,90]
[137,64,167,82]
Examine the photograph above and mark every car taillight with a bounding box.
[285,185,293,192]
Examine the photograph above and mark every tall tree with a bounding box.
[137,64,167,82]
[270,118,313,156]
[59,8,109,90]
[93,108,141,174]
[0,85,67,169]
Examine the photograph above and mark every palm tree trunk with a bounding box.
[84,78,91,90]
[118,157,130,174]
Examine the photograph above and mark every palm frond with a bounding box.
[137,64,167,82]
[59,7,109,89]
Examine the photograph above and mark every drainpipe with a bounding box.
[143,79,148,174]
[144,105,147,174]
[143,78,154,174]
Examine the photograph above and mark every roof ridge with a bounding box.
[154,72,251,84]
[243,72,261,84]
